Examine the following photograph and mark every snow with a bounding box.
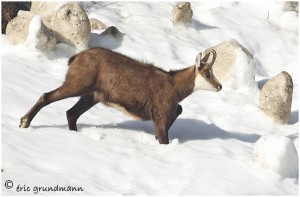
[254,134,298,178]
[227,47,258,93]
[26,15,42,45]
[1,1,299,195]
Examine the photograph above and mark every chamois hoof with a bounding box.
[19,117,29,128]
[69,127,78,132]
[159,140,169,145]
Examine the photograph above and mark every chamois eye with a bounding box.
[205,70,211,78]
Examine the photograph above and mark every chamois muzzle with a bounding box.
[216,85,222,92]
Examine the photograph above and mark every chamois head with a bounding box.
[193,49,222,92]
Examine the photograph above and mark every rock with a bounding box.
[89,26,124,49]
[30,2,91,50]
[30,2,64,16]
[6,10,56,52]
[1,1,31,34]
[281,2,298,12]
[259,71,293,124]
[172,2,193,24]
[203,39,257,91]
[5,10,31,45]
[100,26,123,38]
[90,18,107,31]
[254,134,298,178]
[29,15,57,52]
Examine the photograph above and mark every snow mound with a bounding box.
[254,134,298,178]
[170,138,179,145]
[26,15,42,45]
[228,48,258,93]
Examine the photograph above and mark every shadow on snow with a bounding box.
[76,118,261,143]
[32,118,260,144]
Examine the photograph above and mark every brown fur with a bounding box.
[19,47,221,144]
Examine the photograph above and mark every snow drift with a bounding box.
[254,134,298,178]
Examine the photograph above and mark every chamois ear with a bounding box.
[195,53,202,68]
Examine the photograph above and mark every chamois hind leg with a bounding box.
[19,84,92,128]
[66,93,97,131]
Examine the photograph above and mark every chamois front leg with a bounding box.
[155,104,182,142]
[169,104,182,128]
[154,115,170,144]
[154,105,182,144]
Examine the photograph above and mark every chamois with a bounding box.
[19,48,222,144]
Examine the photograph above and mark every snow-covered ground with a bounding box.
[1,1,299,195]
